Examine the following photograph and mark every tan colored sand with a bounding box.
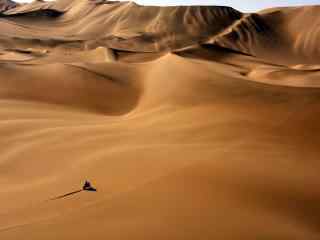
[0,1,320,239]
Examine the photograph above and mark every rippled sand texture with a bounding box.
[1,1,320,239]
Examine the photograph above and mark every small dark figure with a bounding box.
[82,180,97,192]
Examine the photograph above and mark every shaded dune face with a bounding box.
[0,0,17,12]
[0,62,141,114]
[1,1,320,240]
[210,6,320,64]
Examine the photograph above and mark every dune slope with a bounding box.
[0,1,320,239]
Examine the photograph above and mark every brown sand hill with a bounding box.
[0,0,320,239]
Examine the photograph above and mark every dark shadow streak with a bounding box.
[50,189,83,200]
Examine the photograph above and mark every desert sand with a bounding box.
[0,0,320,239]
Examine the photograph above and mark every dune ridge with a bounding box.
[0,1,320,239]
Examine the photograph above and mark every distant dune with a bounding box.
[0,0,18,12]
[0,1,320,239]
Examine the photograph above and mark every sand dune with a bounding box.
[0,0,320,239]
[0,0,17,12]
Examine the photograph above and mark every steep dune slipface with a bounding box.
[209,6,320,64]
[1,1,320,240]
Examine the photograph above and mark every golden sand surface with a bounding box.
[0,1,320,239]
